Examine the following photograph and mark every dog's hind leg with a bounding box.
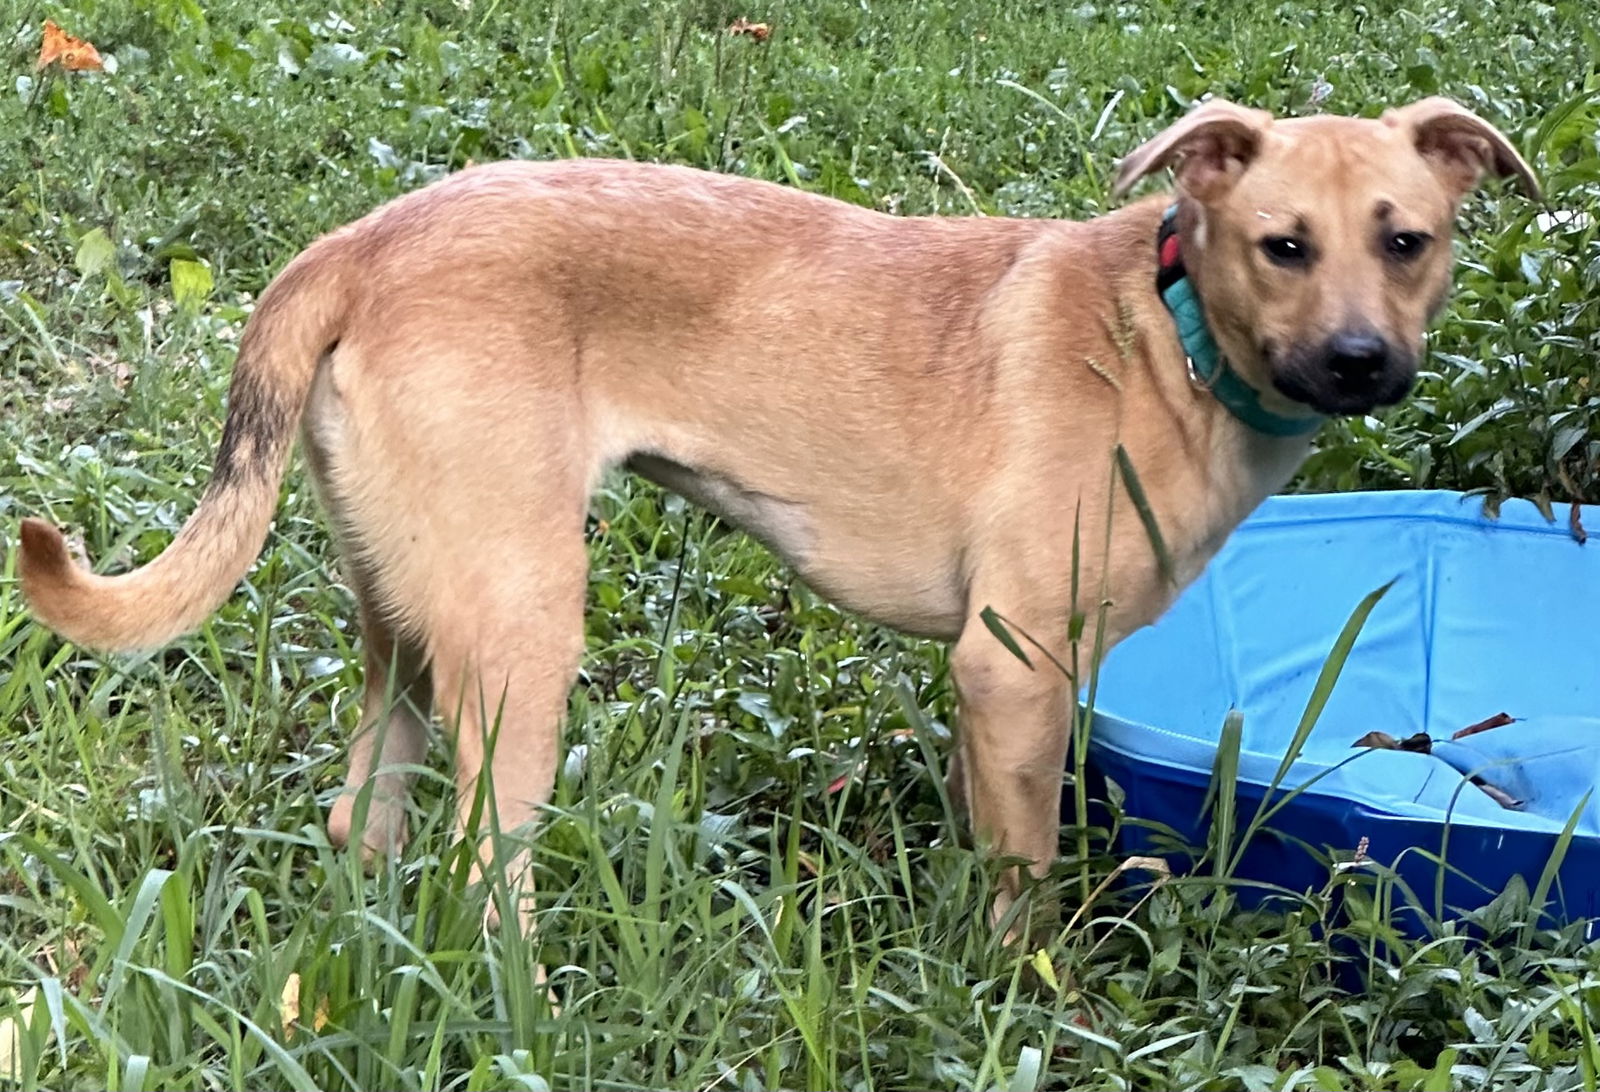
[327,607,432,858]
[318,313,599,932]
[420,478,591,932]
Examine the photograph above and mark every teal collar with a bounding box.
[1156,205,1325,438]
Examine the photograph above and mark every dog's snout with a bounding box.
[1326,331,1390,387]
[1273,328,1416,416]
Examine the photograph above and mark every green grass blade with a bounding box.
[102,869,174,1004]
[1114,444,1175,587]
[1203,710,1244,878]
[1231,580,1392,874]
[1523,789,1592,946]
[979,605,1033,668]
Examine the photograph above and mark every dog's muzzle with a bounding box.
[1272,329,1417,417]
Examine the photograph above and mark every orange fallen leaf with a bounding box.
[728,17,771,42]
[37,20,104,72]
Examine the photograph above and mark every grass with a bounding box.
[2,0,1599,1088]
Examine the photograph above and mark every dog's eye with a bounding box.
[1260,236,1310,267]
[1386,231,1430,261]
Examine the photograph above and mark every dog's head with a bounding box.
[1114,97,1539,418]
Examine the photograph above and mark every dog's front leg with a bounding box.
[950,611,1073,938]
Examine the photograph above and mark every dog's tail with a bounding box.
[19,236,351,652]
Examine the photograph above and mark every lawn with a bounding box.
[1,0,1598,1088]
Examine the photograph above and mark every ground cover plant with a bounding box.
[1,0,1599,1088]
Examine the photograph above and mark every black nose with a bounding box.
[1327,331,1390,388]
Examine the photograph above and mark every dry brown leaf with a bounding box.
[37,20,104,72]
[1570,500,1587,545]
[1352,731,1431,753]
[1453,711,1517,740]
[728,17,772,41]
[1118,856,1172,877]
[280,973,301,1038]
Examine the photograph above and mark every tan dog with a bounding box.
[18,97,1536,930]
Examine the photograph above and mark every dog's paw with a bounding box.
[479,897,560,1014]
[327,794,408,862]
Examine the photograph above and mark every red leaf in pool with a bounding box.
[1452,711,1517,740]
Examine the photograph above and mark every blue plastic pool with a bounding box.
[1085,489,1600,932]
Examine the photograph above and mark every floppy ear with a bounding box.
[1384,97,1541,200]
[1112,99,1274,201]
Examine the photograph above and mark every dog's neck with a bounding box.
[1157,203,1326,438]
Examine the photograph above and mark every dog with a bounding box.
[18,97,1537,932]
